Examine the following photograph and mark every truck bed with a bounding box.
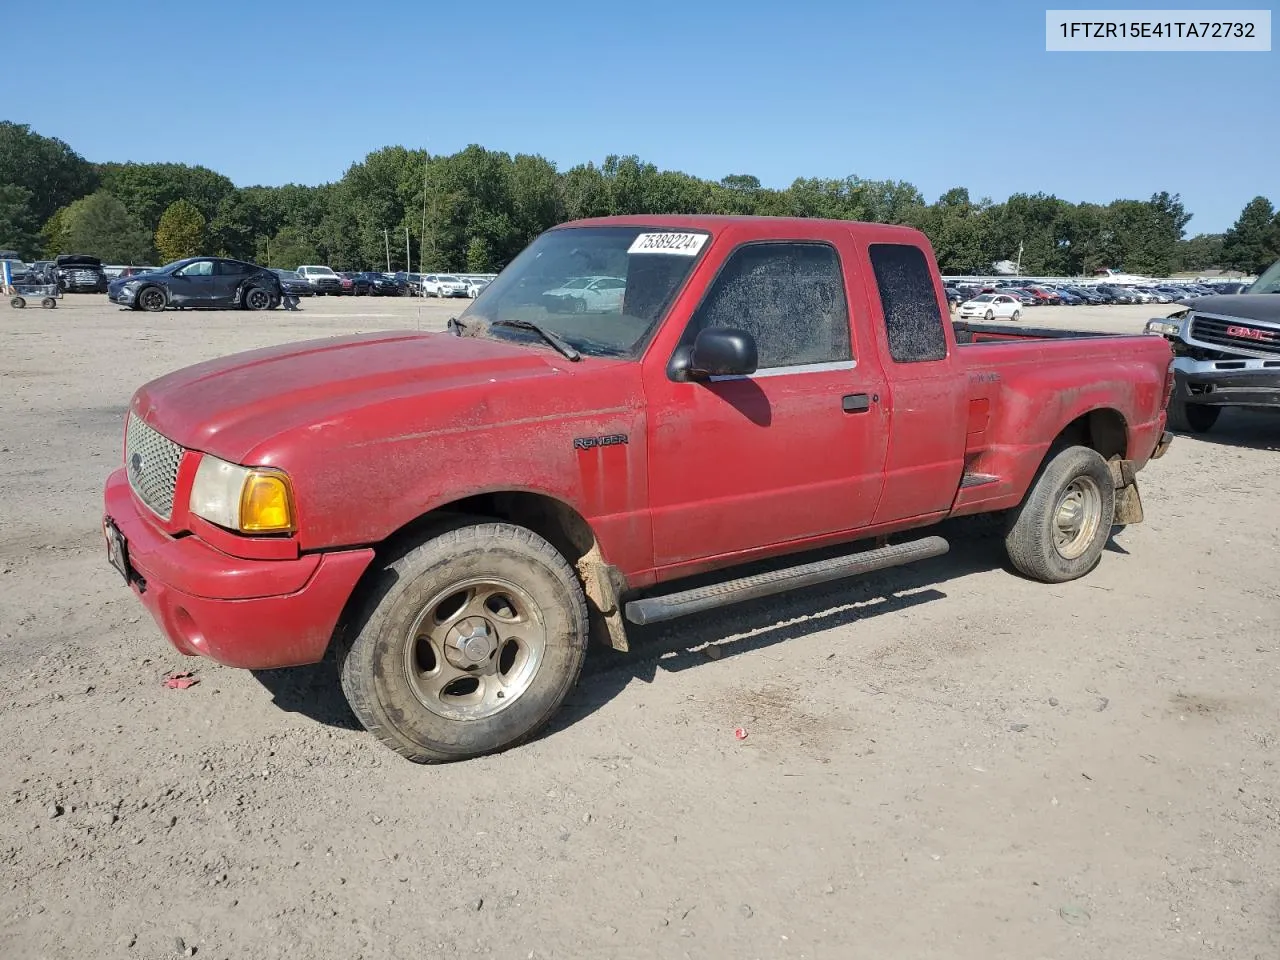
[953,321,1120,344]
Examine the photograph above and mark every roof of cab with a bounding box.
[555,214,928,243]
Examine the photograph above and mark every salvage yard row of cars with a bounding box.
[949,278,1239,319]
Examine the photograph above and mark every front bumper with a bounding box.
[103,468,374,669]
[1173,355,1280,408]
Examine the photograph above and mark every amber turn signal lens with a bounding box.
[239,471,296,533]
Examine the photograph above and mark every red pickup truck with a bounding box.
[103,215,1174,762]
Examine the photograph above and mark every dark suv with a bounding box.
[54,255,109,293]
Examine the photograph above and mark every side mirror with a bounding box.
[670,327,758,381]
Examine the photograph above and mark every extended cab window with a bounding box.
[683,242,851,370]
[869,243,947,363]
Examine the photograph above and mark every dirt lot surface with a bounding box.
[2,295,1278,959]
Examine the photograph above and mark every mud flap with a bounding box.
[1108,457,1144,525]
[1114,481,1145,525]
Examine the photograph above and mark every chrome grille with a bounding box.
[124,414,185,520]
[1190,315,1280,357]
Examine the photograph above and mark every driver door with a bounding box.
[168,260,217,306]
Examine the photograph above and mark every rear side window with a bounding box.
[869,243,947,363]
[684,242,852,369]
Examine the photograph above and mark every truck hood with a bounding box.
[1182,294,1280,324]
[132,330,564,463]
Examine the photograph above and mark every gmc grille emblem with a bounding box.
[129,451,145,477]
[1226,325,1274,341]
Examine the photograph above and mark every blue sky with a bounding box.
[7,0,1275,232]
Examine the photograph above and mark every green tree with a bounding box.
[267,227,319,269]
[59,191,154,263]
[1174,233,1226,272]
[0,185,41,259]
[465,236,493,272]
[40,207,70,257]
[0,122,98,226]
[154,200,206,261]
[1222,196,1279,275]
[97,162,236,234]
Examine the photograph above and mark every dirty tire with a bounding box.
[9,296,25,309]
[1005,445,1116,584]
[984,309,994,321]
[1166,395,1219,434]
[41,297,57,308]
[244,287,272,311]
[339,520,589,763]
[138,286,166,312]
[1011,309,1022,321]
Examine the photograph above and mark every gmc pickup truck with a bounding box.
[103,215,1174,763]
[1145,258,1280,433]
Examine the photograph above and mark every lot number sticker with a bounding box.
[628,232,708,256]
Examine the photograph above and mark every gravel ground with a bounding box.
[2,295,1278,960]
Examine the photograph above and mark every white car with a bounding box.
[542,276,626,313]
[465,278,491,298]
[296,265,343,295]
[424,274,469,298]
[957,293,1022,321]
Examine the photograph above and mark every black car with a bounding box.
[339,271,374,296]
[269,268,315,297]
[54,254,109,293]
[359,272,404,296]
[108,257,284,312]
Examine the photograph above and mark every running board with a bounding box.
[624,536,950,626]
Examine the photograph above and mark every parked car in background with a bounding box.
[541,275,628,313]
[997,287,1038,306]
[958,293,1023,321]
[466,277,491,298]
[424,274,469,298]
[269,269,315,297]
[360,272,404,296]
[1145,258,1280,434]
[108,257,283,312]
[1,259,33,283]
[1054,289,1083,305]
[296,265,343,295]
[28,260,54,283]
[1067,286,1107,304]
[1209,282,1250,295]
[120,265,159,278]
[392,272,423,296]
[1097,285,1138,304]
[337,272,370,296]
[54,254,109,293]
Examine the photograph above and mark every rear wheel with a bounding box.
[1005,445,1115,583]
[1166,395,1220,434]
[244,287,272,311]
[339,520,590,763]
[1011,309,1022,321]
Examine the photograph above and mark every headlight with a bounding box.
[189,454,296,534]
[1145,318,1183,337]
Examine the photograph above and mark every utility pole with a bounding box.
[384,228,391,273]
[421,150,430,274]
[405,226,411,278]
[1016,241,1023,276]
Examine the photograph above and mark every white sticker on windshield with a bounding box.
[627,232,708,256]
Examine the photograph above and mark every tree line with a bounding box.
[2,120,1277,276]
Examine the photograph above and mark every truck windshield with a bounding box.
[1248,260,1280,294]
[458,226,709,358]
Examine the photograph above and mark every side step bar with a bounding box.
[623,536,950,626]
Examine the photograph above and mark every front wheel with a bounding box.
[138,286,166,312]
[339,520,589,763]
[1004,445,1116,583]
[1166,395,1220,434]
[1011,310,1022,321]
[984,309,994,321]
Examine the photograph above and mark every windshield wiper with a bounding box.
[446,316,467,336]
[491,319,581,361]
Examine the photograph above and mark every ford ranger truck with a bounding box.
[102,216,1174,763]
[1145,258,1280,433]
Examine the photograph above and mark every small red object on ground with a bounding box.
[163,671,199,690]
[734,727,748,740]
